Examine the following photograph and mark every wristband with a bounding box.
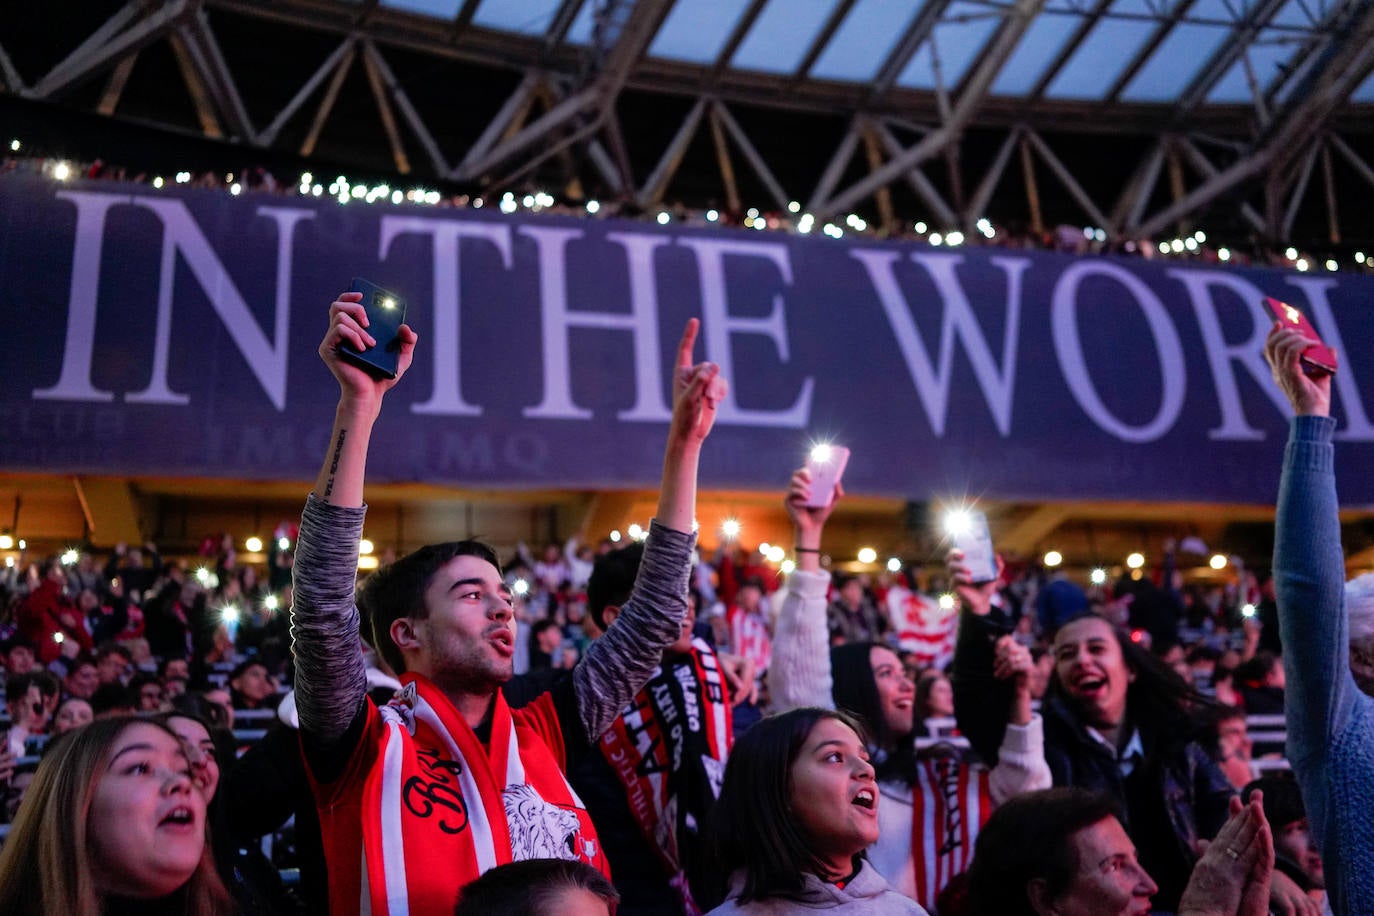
[794,546,820,554]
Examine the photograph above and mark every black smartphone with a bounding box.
[339,278,407,380]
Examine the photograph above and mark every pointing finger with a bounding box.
[676,318,700,371]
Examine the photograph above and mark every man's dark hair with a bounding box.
[89,681,136,716]
[356,540,503,674]
[95,643,132,664]
[5,670,59,708]
[1242,773,1306,830]
[0,635,36,659]
[702,707,871,909]
[1196,703,1246,759]
[585,542,644,633]
[453,858,618,916]
[530,619,561,641]
[967,788,1123,915]
[157,655,189,679]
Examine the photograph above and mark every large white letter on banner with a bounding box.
[380,216,512,417]
[33,190,127,403]
[1052,261,1185,442]
[521,226,674,422]
[123,200,313,409]
[677,237,813,428]
[852,250,1029,436]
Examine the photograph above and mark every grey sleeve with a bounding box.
[290,494,369,748]
[573,520,695,742]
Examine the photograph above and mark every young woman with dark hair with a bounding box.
[703,707,926,914]
[950,553,1314,913]
[768,467,1051,910]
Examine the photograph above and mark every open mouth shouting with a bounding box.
[851,787,878,813]
[486,625,515,658]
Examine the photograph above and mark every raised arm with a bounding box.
[770,466,840,711]
[292,293,418,749]
[949,549,1016,764]
[573,319,725,740]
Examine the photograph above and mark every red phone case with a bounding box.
[1265,297,1337,375]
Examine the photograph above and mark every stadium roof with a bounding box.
[5,0,1374,243]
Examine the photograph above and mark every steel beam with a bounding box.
[870,0,956,101]
[861,123,897,232]
[301,41,356,158]
[1020,135,1044,234]
[168,29,225,138]
[712,101,790,211]
[1105,0,1200,103]
[362,40,451,176]
[455,72,540,177]
[33,0,188,99]
[966,126,1023,229]
[815,0,1045,220]
[1329,133,1374,191]
[1175,0,1290,113]
[872,120,959,228]
[710,0,770,78]
[97,52,138,116]
[1110,142,1165,233]
[360,39,412,174]
[793,0,860,80]
[454,86,599,180]
[0,41,25,94]
[806,126,861,215]
[637,97,707,207]
[1280,142,1320,241]
[544,0,588,54]
[185,11,256,142]
[31,1,141,98]
[709,106,741,215]
[1028,0,1113,103]
[1321,139,1339,244]
[260,36,356,146]
[1172,136,1265,233]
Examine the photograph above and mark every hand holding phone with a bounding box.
[1265,297,1336,377]
[339,278,408,380]
[946,509,998,584]
[803,444,850,508]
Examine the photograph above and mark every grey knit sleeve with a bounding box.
[290,494,369,747]
[573,520,695,742]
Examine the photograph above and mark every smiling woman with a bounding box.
[701,707,928,914]
[0,717,234,916]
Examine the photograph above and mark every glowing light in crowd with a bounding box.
[0,535,11,549]
[1126,552,1145,569]
[1357,252,1366,264]
[857,547,878,564]
[221,606,240,624]
[609,530,622,542]
[887,557,902,572]
[929,233,943,246]
[1090,568,1108,586]
[797,213,813,233]
[788,201,800,213]
[706,209,719,222]
[1326,259,1338,272]
[53,162,71,181]
[230,183,242,196]
[1285,247,1298,260]
[61,549,79,565]
[1184,238,1197,252]
[938,593,956,610]
[9,139,19,151]
[767,546,786,563]
[585,200,600,214]
[4,558,12,568]
[657,212,670,225]
[54,632,64,644]
[1296,259,1309,272]
[278,536,291,551]
[264,594,279,611]
[721,518,741,541]
[513,578,530,596]
[1241,603,1257,618]
[1043,550,1063,568]
[359,538,374,556]
[945,231,964,247]
[780,559,796,574]
[943,509,972,537]
[914,221,927,233]
[628,523,647,542]
[1194,230,1206,243]
[977,218,995,238]
[1210,554,1228,570]
[153,176,164,188]
[195,567,211,584]
[245,536,263,553]
[1218,248,1231,262]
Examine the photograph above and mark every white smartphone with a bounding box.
[804,444,850,508]
[950,509,998,583]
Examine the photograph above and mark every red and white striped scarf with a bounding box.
[908,756,993,909]
[311,674,609,916]
[727,605,772,672]
[599,639,733,914]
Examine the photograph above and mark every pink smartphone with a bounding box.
[1265,297,1337,376]
[950,510,998,584]
[804,444,850,508]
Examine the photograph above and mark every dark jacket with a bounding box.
[952,608,1234,909]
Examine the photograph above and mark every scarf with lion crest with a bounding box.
[311,672,608,916]
[598,639,733,914]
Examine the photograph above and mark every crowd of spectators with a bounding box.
[5,146,1372,277]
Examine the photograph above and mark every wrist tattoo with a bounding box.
[323,428,347,498]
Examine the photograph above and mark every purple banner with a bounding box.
[2,174,1371,503]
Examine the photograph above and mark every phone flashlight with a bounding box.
[809,443,833,464]
[53,632,64,644]
[943,509,973,537]
[513,579,530,597]
[1241,604,1257,618]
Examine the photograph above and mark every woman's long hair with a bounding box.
[0,716,234,916]
[831,642,922,784]
[701,707,871,909]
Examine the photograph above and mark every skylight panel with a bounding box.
[1354,68,1374,102]
[989,12,1080,95]
[380,0,463,18]
[809,0,922,81]
[897,2,1001,90]
[648,0,754,64]
[1205,37,1297,102]
[731,0,841,74]
[473,0,565,34]
[1119,23,1230,101]
[1044,17,1158,99]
